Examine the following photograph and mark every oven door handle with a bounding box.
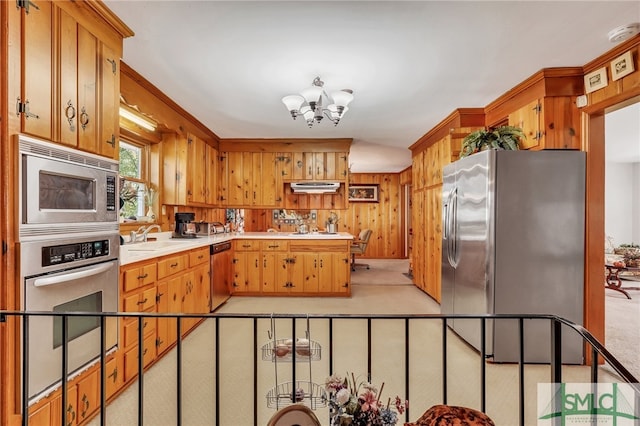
[33,262,115,287]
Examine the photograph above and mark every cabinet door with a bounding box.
[333,253,351,293]
[156,276,182,351]
[76,25,98,154]
[275,253,291,291]
[28,402,51,426]
[99,43,119,158]
[288,253,305,293]
[193,263,210,313]
[226,152,245,206]
[187,134,207,204]
[76,369,99,423]
[302,254,319,292]
[207,144,218,204]
[22,0,53,140]
[181,270,197,330]
[49,385,78,426]
[254,152,279,206]
[313,152,325,180]
[58,8,78,147]
[318,253,334,293]
[262,253,277,293]
[105,354,123,399]
[508,99,541,150]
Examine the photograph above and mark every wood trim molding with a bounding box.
[582,34,640,74]
[84,0,135,39]
[409,108,485,153]
[219,138,352,152]
[120,62,220,143]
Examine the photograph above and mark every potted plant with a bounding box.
[460,125,525,158]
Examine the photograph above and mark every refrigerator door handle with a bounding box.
[450,188,460,268]
[443,188,454,267]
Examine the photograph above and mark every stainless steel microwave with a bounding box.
[17,134,119,235]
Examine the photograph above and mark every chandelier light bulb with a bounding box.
[282,76,354,127]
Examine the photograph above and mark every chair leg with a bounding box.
[351,253,355,271]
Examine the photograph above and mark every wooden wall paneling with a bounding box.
[578,35,640,350]
[219,138,352,153]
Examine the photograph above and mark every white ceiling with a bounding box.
[104,1,640,173]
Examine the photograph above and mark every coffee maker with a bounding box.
[173,212,197,238]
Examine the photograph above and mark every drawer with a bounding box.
[288,240,349,252]
[234,240,260,251]
[260,240,288,251]
[189,247,209,267]
[122,287,156,312]
[157,254,188,279]
[123,309,156,348]
[122,263,157,293]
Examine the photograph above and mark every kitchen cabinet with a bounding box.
[508,97,580,151]
[317,253,351,294]
[20,0,53,141]
[284,152,349,181]
[156,276,182,354]
[220,151,282,207]
[232,240,261,293]
[163,134,219,206]
[232,238,351,295]
[18,1,124,159]
[26,366,105,426]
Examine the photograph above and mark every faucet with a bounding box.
[129,224,162,243]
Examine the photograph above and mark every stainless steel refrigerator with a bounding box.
[441,149,585,363]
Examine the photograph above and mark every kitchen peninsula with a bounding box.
[121,232,354,297]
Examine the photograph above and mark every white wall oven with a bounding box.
[17,134,120,403]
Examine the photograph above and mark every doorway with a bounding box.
[603,100,640,378]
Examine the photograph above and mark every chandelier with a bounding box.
[282,76,354,127]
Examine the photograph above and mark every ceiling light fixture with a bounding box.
[282,76,354,127]
[119,104,157,131]
[608,23,640,43]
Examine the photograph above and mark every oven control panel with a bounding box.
[42,240,110,267]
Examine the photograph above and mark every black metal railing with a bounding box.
[2,311,639,426]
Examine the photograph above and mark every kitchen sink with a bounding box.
[124,240,192,251]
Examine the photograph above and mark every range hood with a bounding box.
[290,182,340,194]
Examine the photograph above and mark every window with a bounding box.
[119,140,149,221]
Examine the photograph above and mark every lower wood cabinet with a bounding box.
[233,238,351,296]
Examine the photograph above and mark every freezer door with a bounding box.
[450,151,494,352]
[440,163,456,318]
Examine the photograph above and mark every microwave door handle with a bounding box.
[33,262,115,287]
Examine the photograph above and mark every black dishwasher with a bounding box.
[210,241,232,311]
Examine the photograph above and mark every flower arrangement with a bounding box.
[325,373,408,426]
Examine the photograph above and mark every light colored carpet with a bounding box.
[89,259,635,426]
[350,258,414,286]
[604,289,640,380]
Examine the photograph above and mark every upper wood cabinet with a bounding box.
[220,151,283,207]
[16,1,131,159]
[281,151,349,181]
[21,0,53,140]
[162,133,219,207]
[507,97,580,150]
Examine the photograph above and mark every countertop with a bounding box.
[119,231,353,266]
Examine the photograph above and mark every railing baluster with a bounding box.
[480,317,486,413]
[550,318,562,384]
[100,315,106,426]
[137,316,144,426]
[405,318,410,423]
[22,314,29,426]
[176,317,182,426]
[367,318,372,376]
[253,317,258,426]
[62,315,69,426]
[518,318,524,426]
[442,318,447,405]
[215,317,220,426]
